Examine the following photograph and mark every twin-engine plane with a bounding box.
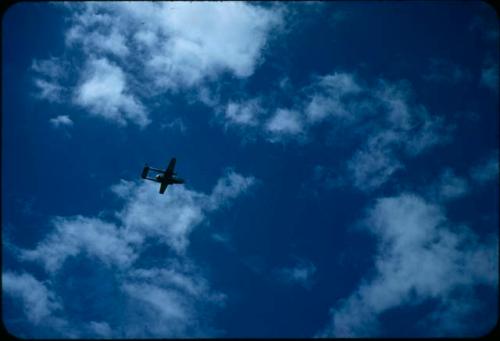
[141,157,185,194]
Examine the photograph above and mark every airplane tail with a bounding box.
[141,165,150,179]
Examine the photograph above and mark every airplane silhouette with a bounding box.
[141,157,185,194]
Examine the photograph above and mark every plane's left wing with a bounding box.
[159,182,169,194]
[164,157,176,177]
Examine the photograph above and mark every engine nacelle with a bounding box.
[141,166,149,179]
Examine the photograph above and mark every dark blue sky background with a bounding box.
[2,1,499,338]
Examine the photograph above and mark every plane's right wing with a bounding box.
[164,157,176,177]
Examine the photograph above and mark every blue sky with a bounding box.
[1,1,498,338]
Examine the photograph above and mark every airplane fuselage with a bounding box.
[155,174,185,184]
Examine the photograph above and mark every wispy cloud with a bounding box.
[318,193,498,337]
[470,150,499,184]
[2,272,62,325]
[304,72,361,123]
[214,72,449,191]
[161,118,188,133]
[211,232,231,245]
[347,131,404,191]
[208,170,256,210]
[31,57,68,103]
[87,321,112,338]
[223,99,263,127]
[265,108,304,138]
[336,79,449,191]
[114,183,206,254]
[74,57,149,128]
[11,171,256,337]
[49,115,74,128]
[120,260,226,337]
[33,79,65,103]
[32,57,66,79]
[408,153,497,204]
[20,216,137,273]
[422,59,472,84]
[433,168,469,201]
[275,258,316,289]
[66,14,130,58]
[124,1,284,90]
[468,12,499,43]
[31,2,284,128]
[480,62,499,93]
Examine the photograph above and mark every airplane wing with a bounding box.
[159,182,169,194]
[164,158,176,177]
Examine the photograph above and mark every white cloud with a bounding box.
[208,170,256,210]
[128,266,208,298]
[31,57,68,103]
[375,80,416,131]
[115,171,255,254]
[435,168,469,201]
[116,183,206,254]
[119,260,226,337]
[403,113,449,156]
[224,99,262,127]
[64,3,128,58]
[217,72,447,191]
[15,170,254,337]
[422,159,496,203]
[161,118,188,133]
[480,62,499,93]
[122,282,188,327]
[318,72,362,95]
[344,80,449,191]
[276,258,316,289]
[419,292,485,336]
[49,115,74,128]
[265,108,304,136]
[67,2,283,90]
[38,2,283,128]
[2,272,61,325]
[305,95,347,123]
[74,58,149,128]
[211,232,231,245]
[20,216,137,273]
[110,178,136,198]
[221,72,448,190]
[22,171,256,270]
[32,57,66,80]
[88,321,112,338]
[33,79,65,103]
[304,72,362,123]
[131,2,283,89]
[68,25,129,58]
[318,193,498,337]
[347,131,404,191]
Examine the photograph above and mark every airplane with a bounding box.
[141,157,185,194]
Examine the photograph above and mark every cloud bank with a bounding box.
[32,2,284,128]
[213,71,449,191]
[5,170,256,337]
[318,193,498,337]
